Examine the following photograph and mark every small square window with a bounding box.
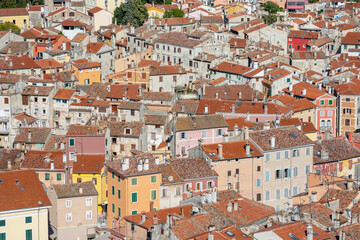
[131,178,138,185]
[0,220,5,227]
[151,176,156,183]
[69,138,75,146]
[25,216,32,224]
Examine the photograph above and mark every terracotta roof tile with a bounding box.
[66,124,104,136]
[0,8,28,16]
[22,150,65,170]
[202,141,262,160]
[53,181,98,198]
[14,128,51,144]
[168,157,218,180]
[204,85,265,101]
[73,154,104,174]
[0,169,51,211]
[175,114,228,131]
[87,6,103,14]
[106,84,142,100]
[108,121,143,137]
[35,58,64,69]
[210,62,252,75]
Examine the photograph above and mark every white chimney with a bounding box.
[245,142,250,155]
[307,224,313,240]
[204,105,209,114]
[234,124,239,136]
[270,137,275,148]
[289,83,293,92]
[244,126,249,141]
[302,88,307,96]
[50,160,54,170]
[311,191,317,202]
[226,202,232,212]
[138,160,143,171]
[217,144,223,158]
[155,157,160,165]
[144,159,149,170]
[79,188,83,194]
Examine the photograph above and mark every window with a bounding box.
[151,176,156,183]
[118,207,121,217]
[65,213,72,222]
[131,192,138,203]
[345,98,351,102]
[195,182,202,191]
[151,190,157,200]
[162,189,167,197]
[69,138,75,146]
[227,170,231,176]
[292,186,298,196]
[131,210,138,215]
[180,132,187,139]
[283,168,290,178]
[320,111,325,116]
[202,130,206,138]
[265,191,270,201]
[176,187,181,196]
[265,154,270,162]
[78,113,82,118]
[305,165,311,175]
[328,100,333,105]
[328,111,333,116]
[293,149,300,157]
[265,171,270,181]
[0,220,4,227]
[86,198,92,206]
[284,188,289,198]
[276,189,280,199]
[118,175,120,183]
[45,173,50,180]
[276,152,281,160]
[293,167,298,177]
[256,179,261,187]
[26,229,32,240]
[275,169,282,179]
[130,110,135,116]
[112,203,115,213]
[131,178,137,185]
[57,173,61,181]
[306,148,310,156]
[0,233,5,240]
[112,186,115,195]
[285,151,289,159]
[112,171,114,179]
[86,210,92,220]
[289,44,292,49]
[117,189,121,199]
[343,108,352,114]
[256,193,261,201]
[65,200,71,208]
[4,98,8,104]
[320,100,325,105]
[345,119,351,126]
[217,129,223,136]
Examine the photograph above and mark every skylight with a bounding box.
[290,133,297,138]
[225,231,235,237]
[289,233,300,240]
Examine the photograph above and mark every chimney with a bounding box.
[321,149,329,161]
[245,142,250,155]
[226,202,232,212]
[131,26,134,34]
[27,129,32,142]
[325,130,330,140]
[263,103,268,114]
[307,224,313,240]
[155,157,160,165]
[9,60,13,67]
[311,191,317,202]
[233,200,238,211]
[50,160,54,170]
[181,104,185,113]
[332,211,340,228]
[137,160,143,171]
[234,124,239,136]
[150,201,154,211]
[215,92,218,99]
[217,144,223,158]
[122,158,129,170]
[141,212,146,222]
[208,233,214,240]
[223,134,229,142]
[79,187,83,194]
[289,83,293,92]
[270,137,275,148]
[7,160,11,170]
[244,127,249,140]
[144,158,149,170]
[302,88,307,96]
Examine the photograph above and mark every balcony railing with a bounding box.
[320,126,332,133]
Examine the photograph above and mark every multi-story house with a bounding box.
[47,182,98,240]
[0,55,41,75]
[65,125,106,183]
[287,30,319,52]
[191,136,264,201]
[126,25,160,54]
[21,150,66,187]
[167,157,218,200]
[158,163,183,209]
[106,121,146,158]
[249,126,314,211]
[171,114,228,157]
[284,81,337,137]
[72,154,106,214]
[87,7,113,32]
[313,136,360,179]
[32,34,70,59]
[0,8,29,31]
[149,64,188,93]
[144,114,167,152]
[71,58,101,85]
[263,68,298,97]
[52,88,77,134]
[0,169,51,240]
[109,101,146,122]
[45,7,91,27]
[105,151,162,229]
[13,128,52,151]
[290,51,328,73]
[87,42,115,80]
[21,85,55,127]
[154,32,230,71]
[341,32,360,54]
[334,79,360,137]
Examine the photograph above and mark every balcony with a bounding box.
[320,126,333,133]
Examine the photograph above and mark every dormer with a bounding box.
[124,128,132,135]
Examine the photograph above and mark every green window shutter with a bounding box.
[289,44,292,49]
[25,217,32,223]
[131,210,138,215]
[69,138,75,146]
[151,176,156,183]
[0,220,5,227]
[118,189,121,199]
[26,229,32,240]
[45,173,50,181]
[131,192,138,203]
[112,186,114,195]
[151,190,157,200]
[131,178,137,185]
[112,172,114,179]
[112,203,115,213]
[0,233,5,240]
[54,111,57,117]
[118,207,121,217]
[118,175,120,182]
[287,78,290,83]
[56,174,61,181]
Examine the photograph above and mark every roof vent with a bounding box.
[15,179,19,185]
[0,179,3,184]
[38,201,42,205]
[20,186,25,191]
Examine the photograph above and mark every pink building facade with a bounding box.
[315,94,337,136]
[182,178,218,200]
[175,127,227,157]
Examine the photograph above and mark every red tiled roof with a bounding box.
[0,8,28,17]
[0,169,51,212]
[35,59,64,69]
[62,19,87,26]
[202,141,262,160]
[66,124,104,136]
[283,81,328,100]
[288,30,319,39]
[210,62,252,75]
[226,117,252,130]
[73,154,105,174]
[53,89,76,100]
[88,6,103,14]
[0,55,40,70]
[86,42,104,53]
[106,84,142,100]
[22,150,65,170]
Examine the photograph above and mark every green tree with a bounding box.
[165,0,172,4]
[113,0,149,27]
[0,22,21,34]
[263,1,281,14]
[164,8,184,18]
[262,14,277,25]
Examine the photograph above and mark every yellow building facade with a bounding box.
[148,8,165,18]
[72,61,101,85]
[0,8,29,30]
[0,208,49,240]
